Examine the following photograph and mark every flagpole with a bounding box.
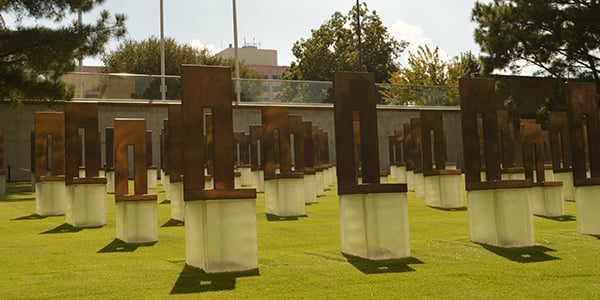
[160,0,166,101]
[356,0,363,72]
[232,0,241,105]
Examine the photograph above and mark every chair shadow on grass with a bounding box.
[428,206,468,212]
[170,264,259,294]
[11,213,50,221]
[536,215,576,222]
[479,244,559,263]
[343,254,423,274]
[265,213,307,222]
[97,239,157,253]
[40,223,83,234]
[161,218,184,227]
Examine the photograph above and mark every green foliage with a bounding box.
[102,37,261,100]
[472,0,600,84]
[0,0,126,103]
[383,46,479,105]
[282,2,406,85]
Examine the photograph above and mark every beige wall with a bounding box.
[0,101,463,181]
[217,47,278,66]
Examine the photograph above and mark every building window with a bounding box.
[272,75,279,80]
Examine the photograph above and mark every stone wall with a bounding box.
[0,101,462,181]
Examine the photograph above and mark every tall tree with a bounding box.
[0,0,126,103]
[282,2,407,84]
[472,0,600,84]
[102,37,261,100]
[383,45,480,105]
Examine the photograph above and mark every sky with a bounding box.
[4,0,491,68]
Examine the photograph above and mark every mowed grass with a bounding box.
[1,180,600,299]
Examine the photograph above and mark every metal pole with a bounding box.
[160,0,166,101]
[232,0,241,105]
[356,0,363,72]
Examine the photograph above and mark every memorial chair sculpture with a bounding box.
[249,125,264,192]
[403,123,415,191]
[566,82,600,235]
[262,106,306,217]
[34,112,66,215]
[301,120,318,204]
[114,118,158,243]
[167,104,184,222]
[410,117,425,198]
[459,78,534,247]
[548,111,575,201]
[64,102,107,227]
[420,110,464,209]
[388,130,406,183]
[146,130,158,190]
[104,127,115,194]
[233,131,252,188]
[181,65,258,273]
[333,72,410,260]
[289,115,317,205]
[520,119,564,217]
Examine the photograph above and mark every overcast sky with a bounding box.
[4,0,491,67]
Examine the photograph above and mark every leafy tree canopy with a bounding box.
[282,2,407,83]
[383,45,480,105]
[0,0,126,103]
[102,37,261,100]
[472,0,600,83]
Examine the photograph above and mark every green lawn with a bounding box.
[1,181,599,299]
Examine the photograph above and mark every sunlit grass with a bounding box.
[1,181,599,299]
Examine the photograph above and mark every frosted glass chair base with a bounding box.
[406,170,415,192]
[315,171,325,196]
[204,177,214,190]
[251,170,264,193]
[106,171,115,194]
[468,187,534,247]
[396,166,407,183]
[147,168,158,190]
[161,172,169,193]
[304,174,318,204]
[389,166,397,181]
[116,198,158,243]
[340,192,410,260]
[575,185,600,235]
[554,172,575,201]
[66,183,107,227]
[501,172,525,180]
[239,166,252,187]
[328,167,337,187]
[414,172,425,199]
[169,181,184,221]
[234,174,241,189]
[325,167,335,188]
[424,174,464,209]
[185,198,258,273]
[35,180,66,216]
[264,177,306,217]
[529,185,564,217]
